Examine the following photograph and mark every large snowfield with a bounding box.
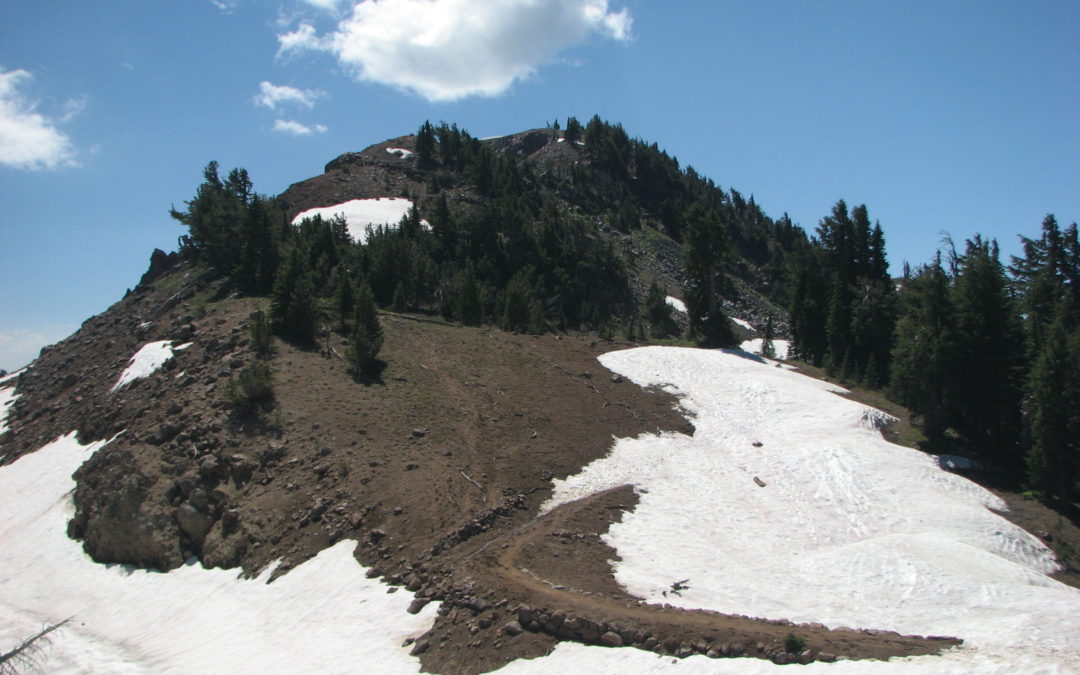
[2,345,1078,673]
[291,198,427,244]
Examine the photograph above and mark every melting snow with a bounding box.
[0,385,17,436]
[111,340,190,392]
[664,296,686,314]
[0,432,439,673]
[386,147,414,160]
[292,198,429,245]
[732,317,754,331]
[739,338,792,359]
[0,367,25,385]
[537,346,1080,673]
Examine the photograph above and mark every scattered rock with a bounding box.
[502,620,523,636]
[600,631,623,647]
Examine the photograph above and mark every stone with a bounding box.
[176,503,214,541]
[502,620,523,636]
[409,640,430,656]
[407,598,430,614]
[600,631,623,647]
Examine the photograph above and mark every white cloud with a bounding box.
[0,325,76,372]
[278,23,327,55]
[273,119,328,136]
[254,81,324,110]
[301,0,351,13]
[0,68,77,171]
[277,0,633,101]
[210,0,240,13]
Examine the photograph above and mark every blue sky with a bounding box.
[1,0,1077,371]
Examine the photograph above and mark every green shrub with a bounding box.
[226,362,274,415]
[250,309,272,358]
[784,633,806,654]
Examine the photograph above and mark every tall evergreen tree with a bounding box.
[271,248,318,343]
[1025,303,1080,504]
[889,256,956,440]
[348,281,384,375]
[950,237,1025,465]
[415,121,437,170]
[684,204,735,346]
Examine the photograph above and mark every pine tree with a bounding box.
[645,281,675,338]
[249,309,272,359]
[950,237,1024,465]
[760,315,776,359]
[889,256,955,440]
[335,276,355,329]
[348,281,384,375]
[1025,304,1080,504]
[271,248,318,343]
[684,204,735,347]
[415,121,437,170]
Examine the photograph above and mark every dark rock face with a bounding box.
[138,249,179,288]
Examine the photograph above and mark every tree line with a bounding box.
[787,206,1079,509]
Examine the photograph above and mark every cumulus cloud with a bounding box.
[278,23,327,55]
[0,68,77,171]
[255,81,324,110]
[277,0,633,101]
[273,119,328,135]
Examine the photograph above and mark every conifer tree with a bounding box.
[950,237,1024,464]
[645,281,675,338]
[348,281,383,375]
[889,256,955,440]
[271,248,318,343]
[684,204,735,346]
[760,315,776,359]
[415,121,437,170]
[1025,304,1080,504]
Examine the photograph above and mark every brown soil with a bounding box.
[0,262,963,673]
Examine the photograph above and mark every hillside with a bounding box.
[2,120,1079,673]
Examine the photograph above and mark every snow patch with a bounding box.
[0,385,17,436]
[0,432,439,673]
[386,147,414,160]
[292,198,430,245]
[732,317,754,331]
[739,338,792,359]
[111,340,186,392]
[664,296,686,314]
[538,346,1080,673]
[0,367,26,385]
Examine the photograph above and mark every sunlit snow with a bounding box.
[0,367,25,385]
[0,433,439,673]
[739,338,791,359]
[111,340,190,392]
[732,317,754,331]
[538,346,1080,672]
[386,147,414,160]
[664,296,686,314]
[292,198,430,244]
[0,385,16,436]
